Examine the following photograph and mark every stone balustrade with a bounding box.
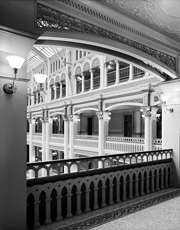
[27,150,172,229]
[27,149,172,179]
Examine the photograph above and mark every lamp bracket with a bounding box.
[3,83,17,94]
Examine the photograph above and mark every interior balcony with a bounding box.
[26,149,174,229]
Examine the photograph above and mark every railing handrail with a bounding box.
[33,133,42,136]
[27,149,172,167]
[76,135,98,140]
[50,134,64,137]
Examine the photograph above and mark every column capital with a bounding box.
[67,115,73,121]
[62,115,68,121]
[28,118,33,124]
[114,59,119,64]
[96,111,103,120]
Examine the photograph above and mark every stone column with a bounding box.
[60,81,62,98]
[42,110,46,162]
[150,107,159,150]
[74,76,77,94]
[90,69,93,90]
[47,59,51,102]
[29,115,33,162]
[115,60,120,84]
[54,83,57,99]
[81,73,85,92]
[104,63,108,87]
[129,64,134,81]
[68,115,74,159]
[143,109,151,151]
[62,104,69,160]
[45,110,51,161]
[96,112,104,157]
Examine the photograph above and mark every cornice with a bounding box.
[37,3,176,71]
[56,0,180,53]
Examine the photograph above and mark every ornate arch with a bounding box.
[75,65,82,75]
[92,57,100,68]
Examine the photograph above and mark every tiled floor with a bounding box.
[34,188,180,230]
[92,195,180,230]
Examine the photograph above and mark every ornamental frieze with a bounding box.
[37,3,176,71]
[105,98,143,108]
[57,0,180,53]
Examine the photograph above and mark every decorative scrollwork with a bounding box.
[37,3,176,71]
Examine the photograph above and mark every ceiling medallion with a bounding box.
[106,0,180,38]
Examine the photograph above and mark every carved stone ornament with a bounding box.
[37,3,176,71]
[106,0,180,39]
[96,111,103,120]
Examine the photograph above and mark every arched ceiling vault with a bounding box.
[35,37,176,80]
[35,0,180,80]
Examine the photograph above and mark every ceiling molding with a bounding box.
[47,0,180,53]
[37,3,176,72]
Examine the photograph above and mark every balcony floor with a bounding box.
[35,188,180,230]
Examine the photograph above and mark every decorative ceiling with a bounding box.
[96,0,180,42]
[28,46,61,70]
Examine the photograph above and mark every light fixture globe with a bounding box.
[34,74,47,83]
[3,55,25,94]
[6,56,25,70]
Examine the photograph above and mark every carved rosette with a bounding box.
[37,3,176,71]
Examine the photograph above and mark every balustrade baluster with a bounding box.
[129,178,133,199]
[165,169,169,188]
[160,171,164,189]
[34,201,41,228]
[115,182,121,203]
[146,176,150,194]
[93,187,99,210]
[151,173,155,192]
[45,198,52,224]
[76,191,82,215]
[101,186,107,207]
[122,181,127,201]
[135,178,139,197]
[56,196,63,221]
[66,193,73,218]
[109,184,114,205]
[85,189,91,213]
[140,177,145,196]
[156,172,160,191]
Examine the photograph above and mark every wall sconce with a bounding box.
[34,74,47,84]
[3,56,25,94]
[27,74,47,102]
[157,93,174,113]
